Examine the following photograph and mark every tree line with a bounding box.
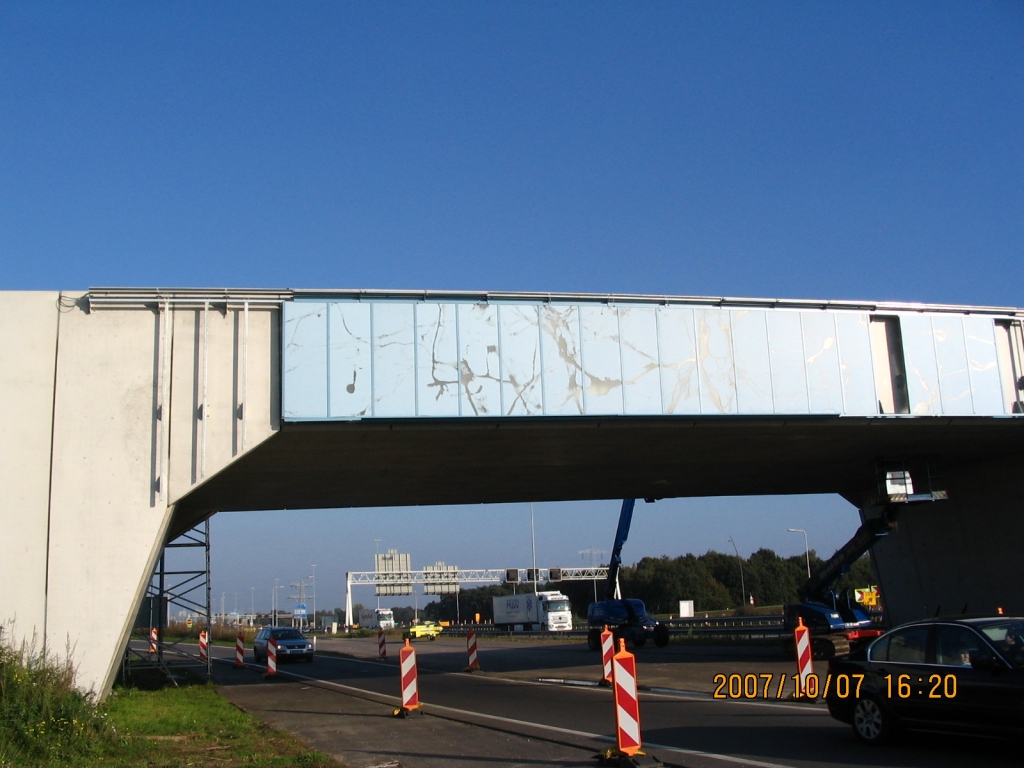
[414,549,876,622]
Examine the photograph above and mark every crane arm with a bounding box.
[603,499,637,601]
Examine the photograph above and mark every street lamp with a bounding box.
[272,579,286,625]
[727,536,746,609]
[788,528,811,578]
[310,564,316,631]
[373,539,382,610]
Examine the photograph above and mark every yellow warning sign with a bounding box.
[854,586,879,606]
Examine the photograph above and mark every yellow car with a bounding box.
[404,622,443,640]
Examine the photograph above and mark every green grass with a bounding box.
[0,624,337,768]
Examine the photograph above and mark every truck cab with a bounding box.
[536,591,573,631]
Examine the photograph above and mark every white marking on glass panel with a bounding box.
[963,316,1004,415]
[283,302,327,419]
[416,303,459,417]
[329,303,372,418]
[731,310,772,414]
[459,303,501,416]
[579,305,624,416]
[898,314,942,415]
[931,316,973,415]
[499,305,543,416]
[695,308,737,414]
[372,303,416,417]
[657,306,700,414]
[834,313,876,416]
[766,311,809,414]
[618,306,662,415]
[541,305,583,415]
[801,312,843,414]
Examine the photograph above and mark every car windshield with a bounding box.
[271,629,305,641]
[544,600,570,612]
[979,621,1024,667]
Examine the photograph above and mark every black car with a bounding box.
[253,627,314,663]
[586,598,670,649]
[826,616,1024,743]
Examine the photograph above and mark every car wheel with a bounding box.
[852,696,895,744]
[587,629,601,651]
[654,624,670,648]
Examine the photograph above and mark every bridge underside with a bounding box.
[170,415,1024,535]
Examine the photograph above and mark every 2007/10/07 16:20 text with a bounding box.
[712,673,959,700]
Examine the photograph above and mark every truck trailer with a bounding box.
[357,608,395,630]
[492,591,573,631]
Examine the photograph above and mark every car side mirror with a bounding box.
[969,652,998,671]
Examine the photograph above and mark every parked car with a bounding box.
[404,621,443,640]
[253,627,314,663]
[826,616,1024,743]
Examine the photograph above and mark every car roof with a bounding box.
[892,616,1023,629]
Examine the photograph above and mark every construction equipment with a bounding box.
[587,499,670,650]
[784,461,947,659]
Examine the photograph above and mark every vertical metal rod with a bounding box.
[201,302,209,478]
[158,550,166,665]
[205,519,212,679]
[242,302,249,451]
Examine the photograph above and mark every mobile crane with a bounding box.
[586,499,671,650]
[783,462,947,659]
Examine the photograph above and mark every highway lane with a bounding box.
[147,639,1019,768]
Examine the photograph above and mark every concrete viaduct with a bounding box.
[3,287,1024,697]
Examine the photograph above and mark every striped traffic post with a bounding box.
[464,629,481,672]
[378,629,387,661]
[264,637,278,677]
[611,639,643,758]
[234,633,245,668]
[600,625,614,686]
[149,627,158,654]
[794,616,814,697]
[198,630,208,661]
[393,639,421,717]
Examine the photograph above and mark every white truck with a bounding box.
[492,591,573,631]
[358,608,395,629]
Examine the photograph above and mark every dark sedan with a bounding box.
[826,616,1024,743]
[253,627,314,663]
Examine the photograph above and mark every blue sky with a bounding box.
[3,3,1022,614]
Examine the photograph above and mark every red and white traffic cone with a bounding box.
[393,639,421,717]
[794,616,814,698]
[378,629,387,661]
[149,627,158,654]
[600,625,614,686]
[264,638,278,677]
[198,630,208,661]
[234,633,245,668]
[464,629,481,672]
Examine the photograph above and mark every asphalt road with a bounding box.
[149,637,1020,768]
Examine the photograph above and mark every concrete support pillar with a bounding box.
[867,453,1024,626]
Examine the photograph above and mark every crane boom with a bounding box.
[603,498,636,601]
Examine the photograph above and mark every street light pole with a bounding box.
[373,539,382,610]
[727,537,746,608]
[311,564,316,631]
[788,528,811,579]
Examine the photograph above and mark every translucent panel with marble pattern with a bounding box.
[618,305,662,415]
[658,306,700,415]
[372,303,416,417]
[732,310,773,414]
[834,312,877,416]
[579,305,624,415]
[459,303,501,416]
[541,305,583,415]
[766,311,809,414]
[328,302,372,418]
[899,314,942,415]
[931,315,973,416]
[695,308,737,414]
[963,316,1004,415]
[499,304,543,416]
[415,303,459,417]
[283,302,327,418]
[802,312,843,414]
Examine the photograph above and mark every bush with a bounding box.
[0,624,114,766]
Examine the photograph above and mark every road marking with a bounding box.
[242,659,815,768]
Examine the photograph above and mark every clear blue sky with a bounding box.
[3,3,1022,615]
